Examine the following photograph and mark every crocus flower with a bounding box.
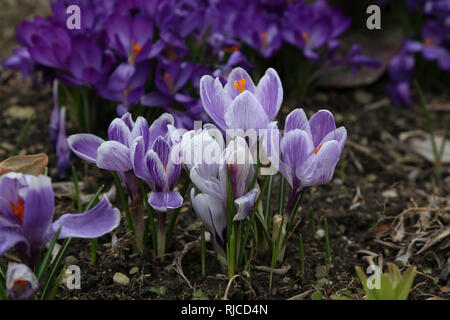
[199,67,283,131]
[0,173,120,267]
[1,47,34,77]
[278,109,346,214]
[5,263,39,300]
[182,125,258,247]
[388,51,415,106]
[130,114,182,212]
[404,21,450,71]
[16,17,71,69]
[49,80,70,179]
[105,14,161,65]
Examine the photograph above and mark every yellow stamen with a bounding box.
[233,78,246,93]
[424,38,433,46]
[10,200,25,223]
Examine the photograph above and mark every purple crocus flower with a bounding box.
[49,80,70,179]
[16,17,71,69]
[1,47,34,77]
[388,51,415,106]
[199,67,283,131]
[105,14,161,65]
[0,173,120,268]
[130,113,182,212]
[277,109,346,214]
[67,112,157,195]
[97,61,150,111]
[141,60,195,108]
[5,263,39,300]
[404,21,450,71]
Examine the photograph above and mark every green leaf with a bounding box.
[149,286,166,295]
[192,289,209,300]
[36,227,62,281]
[394,266,416,300]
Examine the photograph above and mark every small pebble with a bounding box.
[129,267,139,275]
[315,229,325,240]
[64,255,78,266]
[113,272,130,286]
[382,189,398,198]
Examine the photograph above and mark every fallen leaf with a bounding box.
[399,130,450,164]
[0,153,48,176]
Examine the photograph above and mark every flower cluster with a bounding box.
[387,0,450,105]
[2,0,376,127]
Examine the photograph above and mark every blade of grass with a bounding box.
[201,224,206,277]
[264,175,274,223]
[11,112,34,156]
[165,180,190,251]
[113,172,136,252]
[299,233,305,277]
[47,268,65,300]
[140,181,156,251]
[71,166,82,212]
[36,228,62,281]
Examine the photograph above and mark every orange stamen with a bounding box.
[163,165,167,172]
[164,72,174,91]
[13,280,27,292]
[129,40,142,63]
[223,45,240,53]
[233,78,246,93]
[314,145,323,154]
[302,32,310,45]
[424,38,433,46]
[261,32,269,50]
[10,200,25,223]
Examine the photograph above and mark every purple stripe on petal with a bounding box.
[22,175,54,255]
[131,116,150,146]
[309,110,336,148]
[255,68,283,121]
[67,134,105,164]
[108,118,132,147]
[97,141,132,172]
[148,191,183,212]
[284,108,311,135]
[53,197,120,239]
[199,75,230,130]
[131,137,151,185]
[145,150,168,192]
[151,137,170,167]
[148,113,174,146]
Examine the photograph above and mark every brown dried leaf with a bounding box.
[0,153,48,176]
[392,216,405,242]
[399,130,450,164]
[416,227,450,255]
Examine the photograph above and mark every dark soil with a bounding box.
[0,1,449,301]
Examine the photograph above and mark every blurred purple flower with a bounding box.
[0,173,120,268]
[1,47,34,77]
[388,51,415,106]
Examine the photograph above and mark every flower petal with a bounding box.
[148,113,174,146]
[22,175,54,255]
[148,191,183,212]
[131,136,151,184]
[224,91,269,130]
[284,108,311,135]
[67,134,105,164]
[0,229,27,256]
[97,141,132,172]
[255,68,283,121]
[224,67,256,99]
[52,197,120,239]
[199,75,230,130]
[309,110,336,148]
[5,263,38,300]
[145,150,169,191]
[108,118,132,147]
[233,188,258,221]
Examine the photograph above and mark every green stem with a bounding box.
[201,224,206,276]
[112,172,137,252]
[12,112,34,156]
[157,211,166,257]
